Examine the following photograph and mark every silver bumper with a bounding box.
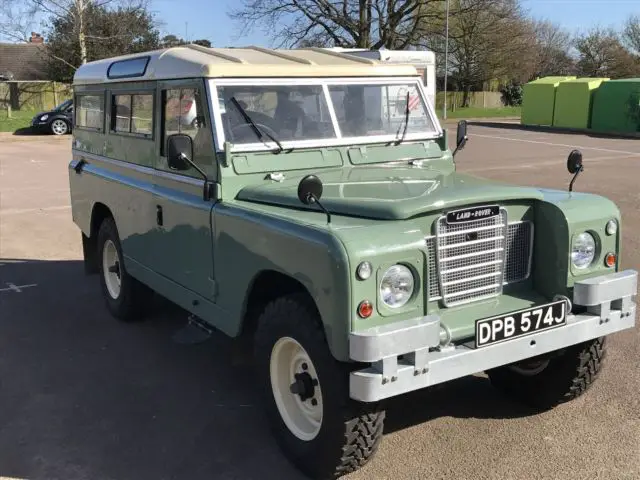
[349,270,637,402]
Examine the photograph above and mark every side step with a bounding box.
[172,314,214,345]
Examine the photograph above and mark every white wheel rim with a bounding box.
[270,336,323,441]
[52,119,67,135]
[102,239,121,299]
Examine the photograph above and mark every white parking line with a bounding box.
[464,154,635,172]
[0,283,38,293]
[471,133,640,156]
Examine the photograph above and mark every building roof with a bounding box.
[73,44,419,85]
[0,43,48,81]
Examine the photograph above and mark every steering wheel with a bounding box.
[231,122,279,142]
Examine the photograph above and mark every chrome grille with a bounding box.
[505,221,533,283]
[426,214,533,305]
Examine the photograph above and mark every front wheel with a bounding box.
[50,119,69,135]
[254,293,385,479]
[486,337,607,410]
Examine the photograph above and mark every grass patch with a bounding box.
[0,109,38,133]
[438,106,521,120]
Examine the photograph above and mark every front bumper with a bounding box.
[349,270,637,402]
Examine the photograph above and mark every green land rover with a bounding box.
[69,45,637,479]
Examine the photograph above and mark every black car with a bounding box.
[31,99,74,135]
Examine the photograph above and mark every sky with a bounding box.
[150,0,640,48]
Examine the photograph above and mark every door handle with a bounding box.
[156,205,163,226]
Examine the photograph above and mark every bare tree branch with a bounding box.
[228,0,446,49]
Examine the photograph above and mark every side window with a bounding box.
[113,95,131,132]
[161,87,215,173]
[111,93,153,137]
[75,94,104,130]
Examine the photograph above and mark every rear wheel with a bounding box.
[97,217,152,321]
[254,293,385,479]
[486,337,607,410]
[50,119,68,135]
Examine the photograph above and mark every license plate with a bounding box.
[475,300,567,348]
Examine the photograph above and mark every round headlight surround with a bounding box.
[379,264,415,309]
[571,232,597,269]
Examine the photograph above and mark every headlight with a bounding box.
[380,264,414,308]
[571,232,596,269]
[40,114,49,121]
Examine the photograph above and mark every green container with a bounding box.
[521,76,575,126]
[591,79,640,133]
[552,78,608,129]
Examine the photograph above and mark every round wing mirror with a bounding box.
[567,149,583,174]
[297,174,323,205]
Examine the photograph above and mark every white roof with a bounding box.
[324,48,436,66]
[73,44,419,85]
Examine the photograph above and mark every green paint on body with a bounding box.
[68,73,624,362]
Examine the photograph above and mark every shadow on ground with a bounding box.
[468,121,640,141]
[0,258,535,480]
[12,127,41,136]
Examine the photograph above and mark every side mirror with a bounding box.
[297,174,331,223]
[167,134,193,171]
[297,174,324,205]
[452,120,468,158]
[456,120,468,150]
[567,149,584,192]
[567,149,583,174]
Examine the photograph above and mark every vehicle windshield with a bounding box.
[215,80,437,149]
[54,99,72,111]
[217,85,336,144]
[328,83,434,137]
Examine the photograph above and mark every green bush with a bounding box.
[500,82,523,106]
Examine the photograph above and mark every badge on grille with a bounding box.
[446,205,499,224]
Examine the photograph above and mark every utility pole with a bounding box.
[443,0,450,120]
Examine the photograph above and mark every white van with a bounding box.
[324,48,436,107]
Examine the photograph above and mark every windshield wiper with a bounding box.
[394,91,410,145]
[229,97,284,153]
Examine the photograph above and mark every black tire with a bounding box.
[96,217,152,322]
[486,337,607,410]
[254,293,385,479]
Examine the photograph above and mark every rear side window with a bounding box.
[75,94,104,130]
[111,93,153,137]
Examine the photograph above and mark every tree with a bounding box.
[160,35,212,48]
[622,14,640,55]
[530,20,575,78]
[575,27,640,79]
[228,0,446,49]
[420,0,536,106]
[45,2,160,81]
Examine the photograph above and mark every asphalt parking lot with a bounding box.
[0,124,639,480]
